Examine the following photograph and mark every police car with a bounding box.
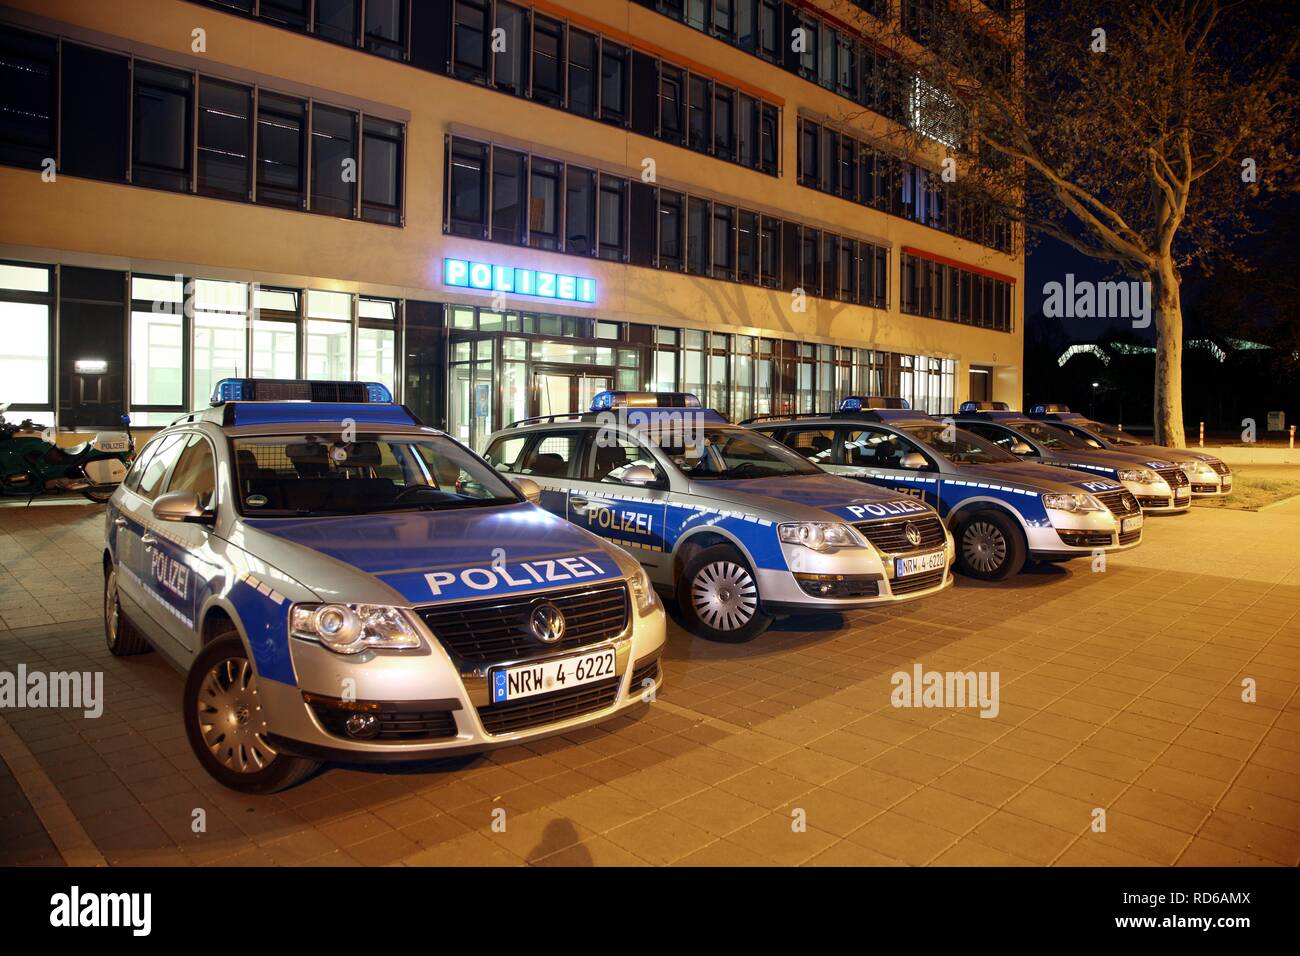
[955,403,1192,514]
[746,397,1144,580]
[481,392,954,643]
[1027,404,1233,498]
[102,379,665,794]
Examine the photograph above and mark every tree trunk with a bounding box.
[1151,258,1186,448]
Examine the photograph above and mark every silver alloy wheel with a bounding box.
[691,561,759,632]
[196,656,277,774]
[962,520,1007,573]
[104,568,120,647]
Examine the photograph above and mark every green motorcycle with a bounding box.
[0,406,135,503]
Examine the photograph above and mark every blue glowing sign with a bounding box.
[443,258,597,303]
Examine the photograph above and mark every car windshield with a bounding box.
[1077,418,1143,446]
[659,426,823,480]
[233,433,519,516]
[1012,420,1093,450]
[900,424,1020,464]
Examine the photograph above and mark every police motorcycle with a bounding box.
[0,405,134,503]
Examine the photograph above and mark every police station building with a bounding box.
[0,0,1023,449]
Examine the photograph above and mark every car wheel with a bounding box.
[677,544,772,642]
[104,564,151,656]
[955,511,1025,580]
[183,628,320,794]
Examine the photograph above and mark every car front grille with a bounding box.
[476,676,621,735]
[1118,527,1141,545]
[1137,495,1170,508]
[889,566,946,595]
[416,582,629,664]
[1192,483,1219,494]
[1208,460,1231,476]
[1056,529,1115,548]
[1157,467,1189,489]
[307,699,459,742]
[853,514,946,554]
[1093,488,1141,517]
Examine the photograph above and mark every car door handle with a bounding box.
[113,517,127,528]
[140,533,157,547]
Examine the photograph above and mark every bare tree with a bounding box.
[843,0,1297,446]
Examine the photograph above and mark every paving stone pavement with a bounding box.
[0,499,1297,867]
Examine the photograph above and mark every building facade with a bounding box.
[0,0,1023,449]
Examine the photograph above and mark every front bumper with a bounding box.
[256,596,667,763]
[1027,506,1143,559]
[1189,468,1233,498]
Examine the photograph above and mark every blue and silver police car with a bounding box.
[955,403,1192,514]
[1027,404,1233,498]
[481,391,954,643]
[747,397,1144,580]
[102,379,665,793]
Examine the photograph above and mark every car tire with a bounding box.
[183,628,320,794]
[677,544,772,642]
[104,564,151,656]
[954,510,1026,580]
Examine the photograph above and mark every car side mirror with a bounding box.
[512,477,542,504]
[152,490,213,524]
[1010,441,1034,456]
[621,464,657,487]
[900,451,928,470]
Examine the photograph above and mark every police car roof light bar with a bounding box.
[1029,403,1074,415]
[958,401,1011,413]
[839,396,911,412]
[210,378,393,406]
[589,390,703,412]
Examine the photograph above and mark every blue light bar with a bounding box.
[444,257,597,303]
[839,395,910,412]
[590,391,703,411]
[1029,403,1072,414]
[959,401,1010,413]
[210,378,393,406]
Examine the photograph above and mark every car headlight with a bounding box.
[628,565,658,613]
[1180,461,1214,479]
[777,522,862,552]
[1116,468,1159,484]
[290,603,423,655]
[1041,493,1105,513]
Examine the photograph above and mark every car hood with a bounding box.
[687,472,936,522]
[1111,444,1222,465]
[956,461,1125,494]
[240,502,626,606]
[1047,447,1176,472]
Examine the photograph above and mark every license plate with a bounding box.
[97,440,129,452]
[1122,514,1144,533]
[490,646,616,704]
[1221,478,1232,489]
[895,549,946,578]
[1175,486,1190,499]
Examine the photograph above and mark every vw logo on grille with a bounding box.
[904,522,923,547]
[528,602,566,644]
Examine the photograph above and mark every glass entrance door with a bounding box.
[533,368,611,418]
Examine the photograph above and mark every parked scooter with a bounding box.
[0,406,134,503]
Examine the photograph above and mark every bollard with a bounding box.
[1291,425,1295,450]
[1199,422,1204,448]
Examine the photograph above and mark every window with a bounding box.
[491,147,526,244]
[759,103,779,174]
[257,92,307,208]
[483,435,528,472]
[311,104,357,217]
[599,42,629,125]
[713,85,736,162]
[315,0,359,46]
[252,287,299,380]
[688,75,712,152]
[712,204,736,280]
[447,137,488,237]
[130,275,184,420]
[737,210,757,283]
[133,63,193,192]
[362,116,402,225]
[493,3,530,95]
[781,427,837,463]
[0,263,52,409]
[197,79,251,200]
[262,0,309,31]
[192,279,248,407]
[801,227,820,296]
[358,296,397,393]
[737,94,759,168]
[658,190,684,271]
[598,175,626,261]
[565,166,596,255]
[759,216,780,286]
[365,0,407,60]
[659,65,685,145]
[0,27,57,169]
[528,157,561,250]
[136,433,187,501]
[453,0,490,82]
[532,16,564,107]
[167,434,217,509]
[567,29,597,118]
[518,431,586,478]
[306,289,352,381]
[586,439,663,484]
[686,197,710,276]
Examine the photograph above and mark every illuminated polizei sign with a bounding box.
[443,257,597,303]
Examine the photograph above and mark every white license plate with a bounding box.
[490,646,616,704]
[1122,514,1144,533]
[895,549,946,578]
[1175,486,1190,499]
[97,440,129,452]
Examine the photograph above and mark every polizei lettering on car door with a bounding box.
[422,554,617,601]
